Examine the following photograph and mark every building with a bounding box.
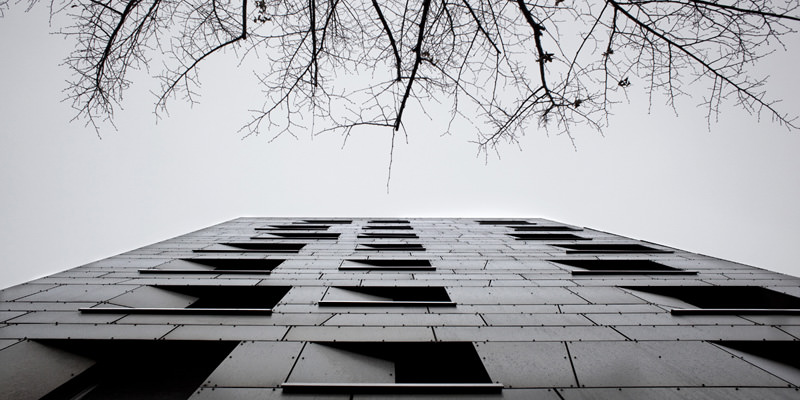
[1,217,799,399]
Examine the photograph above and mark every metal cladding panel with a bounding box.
[190,388,349,399]
[558,388,800,400]
[481,313,594,327]
[18,284,132,302]
[615,324,796,341]
[0,340,95,400]
[285,326,435,342]
[163,325,288,341]
[475,342,577,388]
[0,323,174,340]
[567,341,788,387]
[204,341,304,387]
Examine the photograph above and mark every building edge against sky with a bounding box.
[1,217,800,399]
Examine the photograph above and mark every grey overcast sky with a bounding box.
[1,5,799,289]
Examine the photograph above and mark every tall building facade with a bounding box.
[1,217,799,399]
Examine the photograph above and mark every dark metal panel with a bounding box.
[433,326,623,342]
[446,287,587,305]
[284,326,435,342]
[163,325,288,341]
[568,341,787,387]
[0,340,95,400]
[116,312,332,326]
[204,341,304,387]
[8,310,122,324]
[585,313,751,326]
[567,287,649,304]
[475,342,577,388]
[559,388,800,400]
[18,284,132,302]
[189,387,349,399]
[0,323,174,340]
[482,313,594,327]
[0,284,58,301]
[616,324,795,341]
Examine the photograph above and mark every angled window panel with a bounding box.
[623,286,800,315]
[363,226,415,230]
[194,242,306,253]
[282,342,500,394]
[367,219,410,224]
[476,220,534,225]
[355,244,426,252]
[318,287,455,307]
[252,232,340,240]
[513,226,582,231]
[509,233,591,241]
[358,233,419,239]
[713,341,800,386]
[300,219,353,224]
[139,258,284,275]
[340,259,434,271]
[551,259,697,275]
[81,286,291,315]
[255,225,330,231]
[553,243,673,254]
[36,340,237,400]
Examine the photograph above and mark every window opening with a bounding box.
[509,233,590,241]
[623,286,800,315]
[139,258,284,274]
[253,232,340,240]
[38,340,237,400]
[356,243,425,251]
[553,243,672,254]
[256,225,330,230]
[358,233,419,239]
[340,259,434,271]
[363,225,415,230]
[367,219,410,224]
[300,219,353,224]
[194,242,306,253]
[318,286,454,306]
[550,259,696,275]
[476,220,533,225]
[512,226,582,231]
[81,285,291,315]
[282,342,500,394]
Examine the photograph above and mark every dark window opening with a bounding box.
[553,243,672,254]
[367,219,410,224]
[282,342,499,394]
[341,259,433,271]
[319,286,454,306]
[513,226,582,231]
[139,258,284,274]
[356,243,425,251]
[713,341,800,370]
[363,225,415,230]
[81,285,291,315]
[194,242,306,253]
[624,286,800,314]
[300,219,353,224]
[253,232,340,240]
[551,259,696,275]
[509,233,590,241]
[38,340,237,400]
[256,225,330,231]
[476,220,533,225]
[358,233,419,239]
